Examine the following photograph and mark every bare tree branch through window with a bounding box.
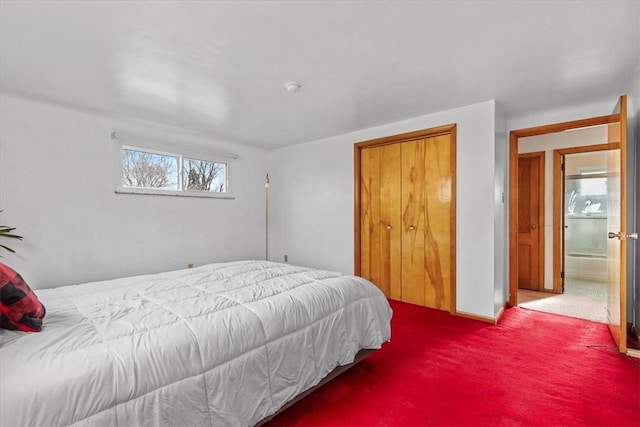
[122,149,178,189]
[184,159,226,192]
[121,147,227,193]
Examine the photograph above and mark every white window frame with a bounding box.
[115,139,235,199]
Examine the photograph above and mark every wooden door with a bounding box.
[400,135,454,310]
[517,152,545,291]
[606,95,627,353]
[359,144,402,299]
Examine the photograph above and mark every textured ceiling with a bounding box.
[1,1,638,149]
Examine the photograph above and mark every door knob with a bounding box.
[386,224,392,230]
[531,224,537,229]
[608,231,638,240]
[408,225,416,231]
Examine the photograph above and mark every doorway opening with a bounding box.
[510,95,633,355]
[509,117,617,325]
[517,143,616,323]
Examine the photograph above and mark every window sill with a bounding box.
[115,188,235,199]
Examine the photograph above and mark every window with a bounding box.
[564,174,608,257]
[565,175,607,215]
[122,148,179,190]
[183,157,227,192]
[118,145,231,198]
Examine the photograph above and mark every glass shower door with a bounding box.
[563,154,608,299]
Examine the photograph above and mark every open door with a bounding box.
[606,95,629,353]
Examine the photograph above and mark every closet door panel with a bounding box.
[379,144,403,300]
[401,136,452,310]
[401,139,428,305]
[423,135,453,310]
[360,144,402,299]
[360,147,373,281]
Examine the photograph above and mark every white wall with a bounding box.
[0,94,269,289]
[494,102,509,313]
[518,126,608,290]
[270,100,500,319]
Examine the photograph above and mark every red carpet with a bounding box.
[267,300,640,426]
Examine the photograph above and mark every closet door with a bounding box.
[401,135,453,310]
[360,144,402,299]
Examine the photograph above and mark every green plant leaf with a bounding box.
[0,233,23,240]
[0,212,23,253]
[0,244,16,253]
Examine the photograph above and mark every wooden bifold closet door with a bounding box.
[356,125,456,312]
[360,143,403,300]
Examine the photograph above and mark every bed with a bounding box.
[0,260,392,426]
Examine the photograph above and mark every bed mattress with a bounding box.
[0,260,391,426]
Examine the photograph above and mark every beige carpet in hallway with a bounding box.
[517,290,607,323]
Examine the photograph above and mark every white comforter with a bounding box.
[0,260,391,427]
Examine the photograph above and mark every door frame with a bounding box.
[354,124,457,314]
[551,143,619,295]
[509,115,616,306]
[516,151,546,292]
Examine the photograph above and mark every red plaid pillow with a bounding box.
[0,262,46,332]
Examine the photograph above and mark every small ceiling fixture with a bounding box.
[284,81,301,93]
